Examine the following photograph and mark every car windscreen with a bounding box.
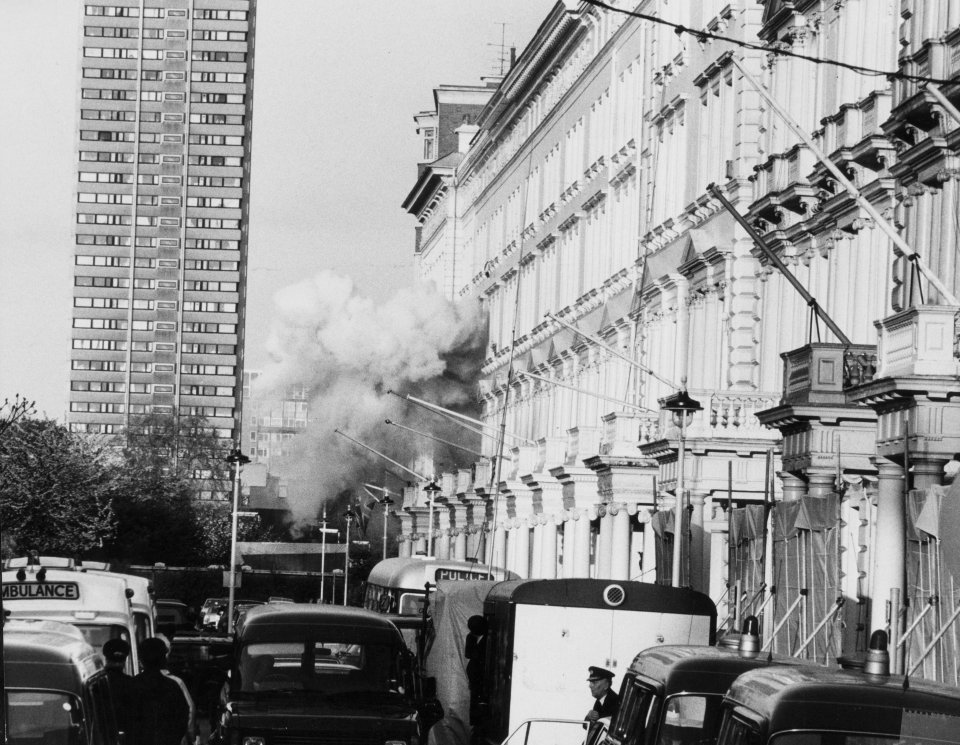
[607,674,657,745]
[7,691,81,745]
[238,631,401,695]
[656,694,724,745]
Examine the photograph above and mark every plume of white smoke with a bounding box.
[256,271,486,521]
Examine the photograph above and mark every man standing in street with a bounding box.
[102,638,133,737]
[584,666,619,724]
[129,637,191,745]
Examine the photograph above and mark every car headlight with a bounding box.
[242,738,266,745]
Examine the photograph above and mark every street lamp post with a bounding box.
[660,383,702,589]
[225,447,251,634]
[380,495,394,561]
[343,510,353,606]
[320,503,328,603]
[423,481,441,557]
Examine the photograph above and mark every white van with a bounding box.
[79,563,157,643]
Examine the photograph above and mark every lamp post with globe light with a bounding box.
[659,382,702,589]
[225,447,251,633]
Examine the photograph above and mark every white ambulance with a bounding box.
[2,562,140,673]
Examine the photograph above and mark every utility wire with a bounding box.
[583,0,959,86]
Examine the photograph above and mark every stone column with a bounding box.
[643,516,657,581]
[491,525,507,569]
[870,460,906,636]
[531,522,543,578]
[780,472,806,501]
[630,525,645,581]
[454,530,467,561]
[597,506,614,578]
[399,538,412,558]
[806,470,836,497]
[474,529,486,565]
[574,508,592,578]
[541,516,558,579]
[514,521,530,579]
[689,491,708,593]
[610,503,631,581]
[913,457,948,491]
[562,514,576,578]
[436,531,450,560]
[506,525,518,575]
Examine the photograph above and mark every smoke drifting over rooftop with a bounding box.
[257,271,486,520]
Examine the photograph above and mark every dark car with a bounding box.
[717,634,960,745]
[210,604,425,745]
[198,597,228,631]
[156,598,192,633]
[216,600,265,633]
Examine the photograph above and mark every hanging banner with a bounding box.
[939,477,960,583]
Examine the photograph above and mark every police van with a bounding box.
[363,556,517,616]
[475,579,717,745]
[4,618,121,745]
[715,632,960,745]
[2,562,139,673]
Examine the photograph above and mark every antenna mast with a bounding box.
[487,22,509,75]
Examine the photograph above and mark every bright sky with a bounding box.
[0,0,554,421]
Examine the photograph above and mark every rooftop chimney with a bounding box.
[456,123,480,154]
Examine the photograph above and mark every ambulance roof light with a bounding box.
[864,630,890,677]
[738,615,760,659]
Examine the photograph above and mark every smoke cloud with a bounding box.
[256,271,486,521]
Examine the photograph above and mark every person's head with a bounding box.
[102,638,130,669]
[139,637,169,670]
[467,615,487,635]
[587,666,614,698]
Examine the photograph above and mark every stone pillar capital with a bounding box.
[870,457,905,481]
[636,507,654,522]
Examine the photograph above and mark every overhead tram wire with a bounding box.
[582,0,960,86]
[544,311,678,389]
[387,390,535,445]
[520,371,658,415]
[333,429,432,482]
[384,419,495,460]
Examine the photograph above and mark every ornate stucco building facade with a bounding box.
[402,0,960,680]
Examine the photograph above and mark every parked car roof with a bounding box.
[237,603,405,644]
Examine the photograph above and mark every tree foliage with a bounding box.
[106,413,233,564]
[0,408,296,567]
[0,417,118,557]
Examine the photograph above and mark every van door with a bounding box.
[510,604,614,730]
